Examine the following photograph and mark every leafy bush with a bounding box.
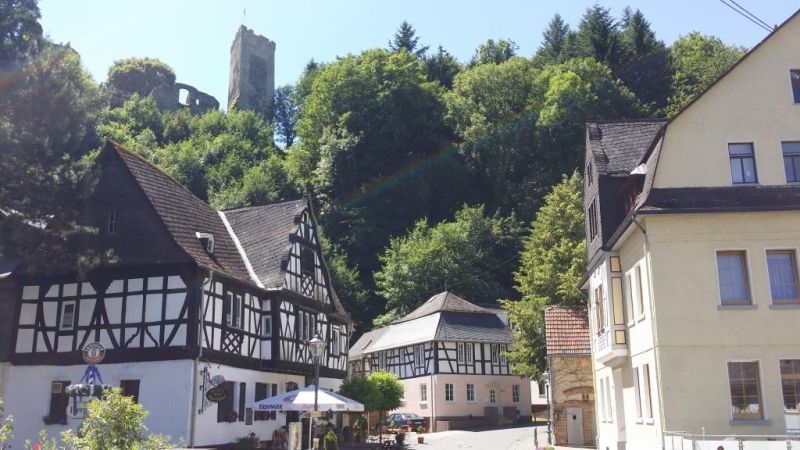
[233,434,260,449]
[323,430,338,450]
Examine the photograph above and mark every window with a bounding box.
[238,382,246,422]
[599,377,606,421]
[225,292,243,328]
[491,344,500,364]
[717,251,751,305]
[782,142,800,182]
[588,200,598,240]
[512,384,520,403]
[217,381,236,422]
[489,388,496,403]
[255,382,268,421]
[301,247,315,276]
[586,162,593,186]
[780,359,800,412]
[445,383,454,402]
[47,381,70,425]
[635,265,645,318]
[420,383,428,402]
[457,342,465,363]
[633,368,642,419]
[642,364,653,419]
[728,143,758,184]
[465,343,474,365]
[791,69,800,103]
[728,361,763,420]
[414,345,425,368]
[467,384,475,402]
[120,379,140,403]
[262,316,272,337]
[605,377,613,421]
[538,380,546,398]
[594,285,606,330]
[331,327,340,356]
[107,210,117,234]
[767,250,800,303]
[60,301,76,330]
[625,273,634,323]
[500,345,507,365]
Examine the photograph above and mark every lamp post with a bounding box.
[308,333,326,450]
[543,370,552,445]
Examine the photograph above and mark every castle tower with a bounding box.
[228,25,275,120]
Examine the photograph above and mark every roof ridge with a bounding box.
[223,198,306,213]
[587,118,669,125]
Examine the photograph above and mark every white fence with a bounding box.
[665,432,800,450]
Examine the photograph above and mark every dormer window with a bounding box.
[195,232,214,254]
[107,210,117,234]
[791,69,800,103]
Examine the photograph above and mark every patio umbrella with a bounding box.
[252,384,364,412]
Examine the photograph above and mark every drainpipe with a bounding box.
[188,273,209,448]
[632,216,668,450]
[430,372,436,432]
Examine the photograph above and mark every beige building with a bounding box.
[348,292,531,431]
[544,306,595,446]
[582,10,800,450]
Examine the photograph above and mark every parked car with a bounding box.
[382,412,425,431]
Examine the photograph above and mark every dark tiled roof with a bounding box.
[434,311,513,343]
[544,305,590,356]
[641,186,800,213]
[394,291,494,323]
[348,327,388,359]
[112,143,251,281]
[586,120,667,176]
[223,200,306,288]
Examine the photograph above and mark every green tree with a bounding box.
[374,205,525,325]
[0,0,42,66]
[502,172,586,377]
[534,14,573,65]
[63,388,171,450]
[470,39,518,66]
[274,84,298,147]
[105,57,176,101]
[0,399,11,446]
[666,32,745,116]
[573,5,623,69]
[617,8,673,112]
[388,21,428,57]
[369,372,403,443]
[0,42,106,274]
[423,45,461,89]
[339,375,379,412]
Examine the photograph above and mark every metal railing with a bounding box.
[665,431,800,450]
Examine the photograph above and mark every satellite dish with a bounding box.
[210,375,226,386]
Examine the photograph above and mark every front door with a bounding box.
[566,407,583,445]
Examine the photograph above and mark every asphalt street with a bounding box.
[404,425,550,450]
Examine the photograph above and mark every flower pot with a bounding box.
[417,436,424,444]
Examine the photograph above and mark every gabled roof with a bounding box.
[348,327,389,359]
[223,200,306,289]
[394,291,494,323]
[586,120,668,177]
[112,143,250,281]
[544,305,590,356]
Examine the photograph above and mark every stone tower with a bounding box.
[228,25,275,120]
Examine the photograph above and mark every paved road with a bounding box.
[404,425,549,450]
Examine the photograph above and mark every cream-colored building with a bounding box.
[582,10,800,450]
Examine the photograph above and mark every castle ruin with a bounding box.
[228,25,276,120]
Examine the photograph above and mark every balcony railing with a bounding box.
[665,431,800,450]
[594,327,628,367]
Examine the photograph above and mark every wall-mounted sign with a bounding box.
[210,375,225,386]
[205,385,228,403]
[67,399,90,420]
[82,342,105,364]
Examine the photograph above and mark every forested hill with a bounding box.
[0,2,745,340]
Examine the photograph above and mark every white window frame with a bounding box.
[512,384,520,403]
[489,388,496,404]
[599,377,606,422]
[262,316,272,338]
[414,345,425,369]
[642,364,654,421]
[633,367,643,421]
[466,383,475,402]
[457,342,465,364]
[60,301,76,331]
[420,383,428,402]
[465,343,474,365]
[500,345,507,365]
[491,344,499,364]
[605,376,613,422]
[445,383,454,402]
[635,264,646,320]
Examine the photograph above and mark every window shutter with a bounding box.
[217,381,235,422]
[271,383,278,420]
[48,380,70,424]
[255,382,267,421]
[238,382,246,421]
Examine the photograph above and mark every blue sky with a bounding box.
[39,0,798,108]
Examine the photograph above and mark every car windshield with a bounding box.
[402,413,421,419]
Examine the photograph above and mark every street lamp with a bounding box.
[308,333,326,450]
[543,370,552,445]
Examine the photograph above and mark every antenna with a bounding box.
[243,7,246,26]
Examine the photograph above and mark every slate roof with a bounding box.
[349,327,389,359]
[586,120,667,176]
[223,200,306,288]
[640,185,800,214]
[394,291,494,323]
[544,305,590,356]
[113,143,250,281]
[435,312,513,343]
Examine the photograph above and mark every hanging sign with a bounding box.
[205,385,228,403]
[82,342,105,364]
[67,399,90,420]
[210,375,226,386]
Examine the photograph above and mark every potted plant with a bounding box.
[416,426,426,444]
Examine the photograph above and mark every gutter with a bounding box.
[188,271,209,447]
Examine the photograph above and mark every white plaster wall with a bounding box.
[3,360,193,449]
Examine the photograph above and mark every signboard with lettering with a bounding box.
[205,385,228,403]
[67,399,90,420]
[82,342,105,364]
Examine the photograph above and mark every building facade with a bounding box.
[544,305,595,446]
[0,143,351,448]
[582,10,800,450]
[348,292,531,431]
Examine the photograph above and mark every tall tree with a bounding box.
[274,84,298,147]
[573,5,623,69]
[105,57,176,103]
[470,39,518,66]
[666,32,745,116]
[617,8,673,112]
[502,172,586,378]
[0,0,42,66]
[534,14,573,65]
[388,21,428,57]
[423,45,461,89]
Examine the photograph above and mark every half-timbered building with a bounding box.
[0,142,351,448]
[348,291,531,431]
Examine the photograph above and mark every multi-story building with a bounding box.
[544,305,595,446]
[0,142,351,448]
[581,10,800,450]
[348,291,531,431]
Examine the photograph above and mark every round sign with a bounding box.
[82,342,105,364]
[205,385,228,403]
[210,375,226,386]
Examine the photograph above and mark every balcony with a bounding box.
[595,327,628,367]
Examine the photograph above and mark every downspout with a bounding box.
[632,216,667,449]
[188,273,209,448]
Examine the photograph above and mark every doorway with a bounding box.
[566,407,583,445]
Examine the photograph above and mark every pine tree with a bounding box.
[388,21,428,57]
[535,14,572,65]
[574,5,623,69]
[423,45,461,88]
[617,9,673,112]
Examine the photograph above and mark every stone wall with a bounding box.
[228,25,275,120]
